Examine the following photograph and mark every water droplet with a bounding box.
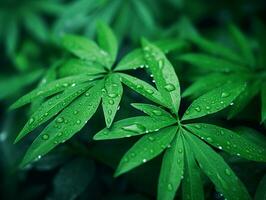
[206,106,211,110]
[37,155,42,159]
[206,137,213,142]
[109,99,114,105]
[158,59,164,69]
[108,93,117,98]
[230,102,234,106]
[221,92,230,98]
[85,92,90,97]
[218,146,223,150]
[29,118,35,125]
[167,183,173,191]
[73,110,78,115]
[108,110,112,115]
[122,124,146,133]
[56,117,64,123]
[178,148,183,153]
[76,120,81,124]
[195,106,201,112]
[130,152,136,157]
[71,83,76,87]
[148,136,155,141]
[225,169,231,175]
[136,84,143,89]
[42,134,49,140]
[164,84,175,92]
[57,132,63,136]
[146,89,154,94]
[195,124,201,129]
[142,159,147,163]
[152,110,162,116]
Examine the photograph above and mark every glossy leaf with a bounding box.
[142,39,181,113]
[158,132,184,200]
[96,21,118,65]
[131,103,176,122]
[182,80,246,120]
[20,81,103,167]
[178,53,247,72]
[115,49,146,71]
[61,34,110,66]
[182,139,204,200]
[185,131,251,200]
[185,123,266,162]
[10,74,95,109]
[102,73,123,127]
[119,73,169,108]
[15,83,92,143]
[114,126,177,177]
[94,116,176,140]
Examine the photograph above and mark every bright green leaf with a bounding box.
[93,116,176,140]
[185,123,266,162]
[102,73,123,127]
[182,80,246,121]
[158,132,184,200]
[115,126,177,177]
[185,131,251,200]
[142,39,181,113]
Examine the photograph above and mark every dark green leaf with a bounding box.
[255,175,266,200]
[261,84,266,123]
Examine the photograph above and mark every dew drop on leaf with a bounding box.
[206,137,213,142]
[109,99,114,105]
[56,117,64,123]
[167,183,173,191]
[42,134,49,140]
[146,89,154,94]
[122,123,146,133]
[29,118,35,125]
[152,110,162,116]
[76,120,81,124]
[195,106,201,112]
[225,168,231,176]
[108,93,118,98]
[164,84,175,92]
[221,92,230,98]
[142,159,147,163]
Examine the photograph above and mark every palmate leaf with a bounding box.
[61,34,111,67]
[20,81,103,167]
[182,80,246,121]
[119,73,169,108]
[93,115,176,140]
[158,132,184,200]
[228,24,255,68]
[178,53,247,72]
[96,21,118,65]
[58,58,105,77]
[10,74,96,109]
[131,103,176,122]
[189,34,244,64]
[102,73,123,127]
[15,83,93,143]
[182,73,236,98]
[142,39,181,114]
[184,130,251,200]
[185,123,266,162]
[261,83,266,123]
[114,126,177,177]
[182,138,204,200]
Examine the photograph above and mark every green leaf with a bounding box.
[114,126,177,177]
[228,80,261,119]
[10,74,95,109]
[115,49,146,71]
[182,73,235,98]
[190,35,244,64]
[119,73,169,108]
[154,39,187,53]
[158,132,184,200]
[182,138,204,200]
[6,18,18,55]
[142,39,181,113]
[131,103,176,122]
[58,58,105,77]
[15,83,92,143]
[261,84,266,123]
[20,81,103,167]
[229,24,255,67]
[185,123,266,162]
[184,131,251,200]
[182,80,246,121]
[255,175,266,200]
[102,73,123,127]
[61,34,110,66]
[178,53,247,72]
[52,158,95,200]
[93,116,176,140]
[96,21,118,65]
